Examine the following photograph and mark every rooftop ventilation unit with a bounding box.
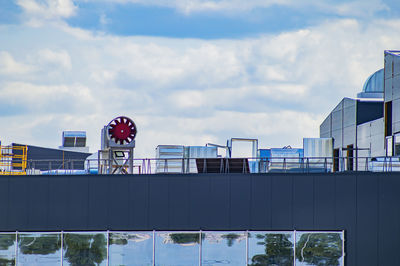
[59,131,89,153]
[99,116,137,174]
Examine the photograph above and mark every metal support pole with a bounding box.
[128,148,134,174]
[199,230,202,266]
[15,231,18,266]
[61,231,64,266]
[106,230,110,266]
[245,231,249,266]
[293,230,296,266]
[342,230,345,266]
[152,230,155,266]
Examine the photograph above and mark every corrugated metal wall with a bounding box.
[0,172,399,265]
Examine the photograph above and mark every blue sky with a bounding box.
[0,0,399,157]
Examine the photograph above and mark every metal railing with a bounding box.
[0,156,397,175]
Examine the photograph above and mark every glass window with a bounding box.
[63,232,107,266]
[295,231,344,266]
[394,133,400,156]
[155,231,200,266]
[248,231,294,266]
[109,232,153,266]
[18,233,61,265]
[0,233,16,266]
[202,231,246,265]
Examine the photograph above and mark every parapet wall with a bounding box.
[0,172,399,266]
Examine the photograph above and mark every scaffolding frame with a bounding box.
[0,145,27,175]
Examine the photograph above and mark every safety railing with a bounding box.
[3,156,398,175]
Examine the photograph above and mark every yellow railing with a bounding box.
[0,145,27,175]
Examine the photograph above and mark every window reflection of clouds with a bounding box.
[109,232,153,266]
[202,231,247,265]
[18,233,61,265]
[0,231,344,265]
[155,232,199,266]
[0,233,16,265]
[295,232,344,266]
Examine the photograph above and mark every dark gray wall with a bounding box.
[12,143,91,170]
[0,172,399,266]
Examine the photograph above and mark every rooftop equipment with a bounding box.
[155,145,218,173]
[259,146,304,173]
[99,116,137,174]
[303,138,333,172]
[59,131,89,153]
[0,145,27,175]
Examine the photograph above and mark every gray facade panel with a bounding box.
[320,114,332,137]
[8,177,29,230]
[385,54,393,78]
[371,118,384,136]
[314,175,336,228]
[343,105,356,128]
[332,110,343,130]
[66,177,89,230]
[169,176,191,230]
[108,176,131,229]
[392,98,400,130]
[357,118,384,158]
[87,176,109,230]
[293,175,314,228]
[392,121,400,135]
[393,74,400,100]
[335,174,357,266]
[385,77,393,102]
[250,175,271,229]
[370,134,385,157]
[356,174,379,266]
[343,125,356,147]
[378,175,400,266]
[332,129,342,149]
[0,178,8,229]
[129,176,150,229]
[230,175,251,229]
[343,98,356,108]
[271,175,293,228]
[394,55,400,76]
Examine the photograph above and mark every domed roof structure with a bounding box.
[357,69,384,98]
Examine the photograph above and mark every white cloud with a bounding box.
[36,49,72,70]
[16,0,77,25]
[0,18,399,156]
[0,51,34,75]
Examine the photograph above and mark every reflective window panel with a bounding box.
[155,231,200,266]
[109,232,153,266]
[202,231,246,265]
[18,233,61,265]
[62,232,107,266]
[295,231,344,266]
[0,233,16,266]
[248,231,294,266]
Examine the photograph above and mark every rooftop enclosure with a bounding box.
[357,69,384,98]
[0,172,399,266]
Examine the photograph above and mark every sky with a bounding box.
[0,0,399,157]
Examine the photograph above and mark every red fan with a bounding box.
[107,116,137,145]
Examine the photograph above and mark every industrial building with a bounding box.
[0,51,399,266]
[320,50,400,171]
